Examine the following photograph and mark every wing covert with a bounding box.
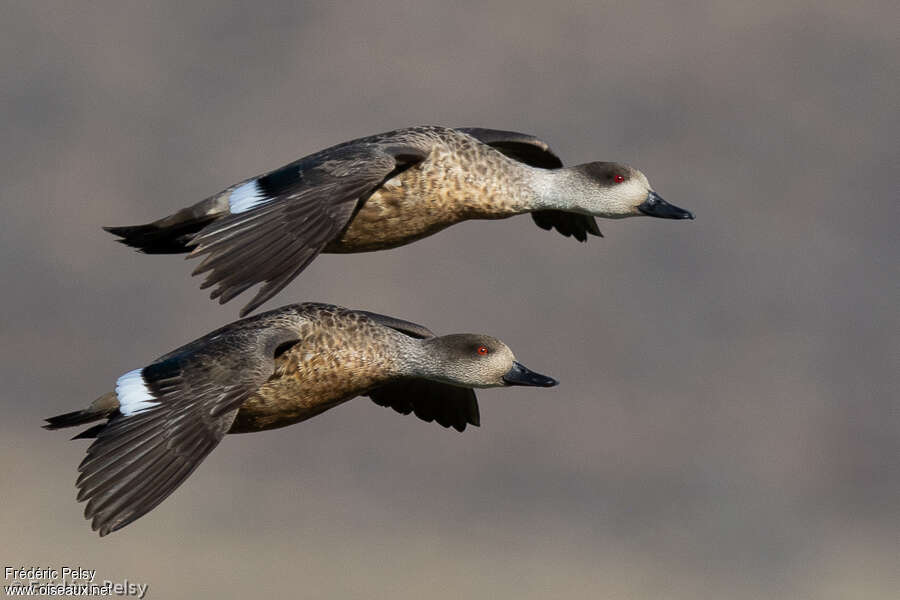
[76,319,302,535]
[189,142,430,316]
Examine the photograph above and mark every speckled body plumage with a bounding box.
[231,305,409,432]
[326,128,532,252]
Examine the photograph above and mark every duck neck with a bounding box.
[393,336,442,380]
[525,167,594,215]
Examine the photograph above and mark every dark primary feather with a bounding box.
[190,140,431,316]
[76,315,303,536]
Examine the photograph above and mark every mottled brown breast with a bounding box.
[229,313,405,433]
[324,138,534,253]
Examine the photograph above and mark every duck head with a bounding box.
[552,162,694,220]
[415,334,558,389]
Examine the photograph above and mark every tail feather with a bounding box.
[104,196,228,254]
[45,392,119,439]
[104,217,217,254]
[72,424,108,440]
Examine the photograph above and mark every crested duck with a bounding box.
[105,126,694,315]
[45,302,558,536]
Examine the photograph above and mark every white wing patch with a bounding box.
[115,369,158,416]
[228,180,270,214]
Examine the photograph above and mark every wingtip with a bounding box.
[451,418,480,433]
[95,520,115,537]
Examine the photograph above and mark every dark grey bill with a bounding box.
[638,191,694,219]
[502,361,559,387]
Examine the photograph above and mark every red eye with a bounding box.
[476,345,489,355]
[613,174,625,183]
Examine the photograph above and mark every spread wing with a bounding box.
[457,127,603,241]
[456,127,564,169]
[76,315,302,536]
[354,310,437,339]
[530,209,603,241]
[368,380,480,432]
[360,310,480,432]
[190,140,432,316]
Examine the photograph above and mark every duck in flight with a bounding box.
[106,126,694,315]
[45,302,558,536]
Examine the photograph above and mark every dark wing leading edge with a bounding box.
[189,140,432,316]
[360,310,480,432]
[455,127,564,169]
[354,310,437,339]
[456,127,603,242]
[76,317,302,536]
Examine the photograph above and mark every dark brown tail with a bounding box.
[104,215,218,254]
[44,393,118,439]
[104,196,228,254]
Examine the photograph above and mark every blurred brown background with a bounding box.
[2,2,897,598]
